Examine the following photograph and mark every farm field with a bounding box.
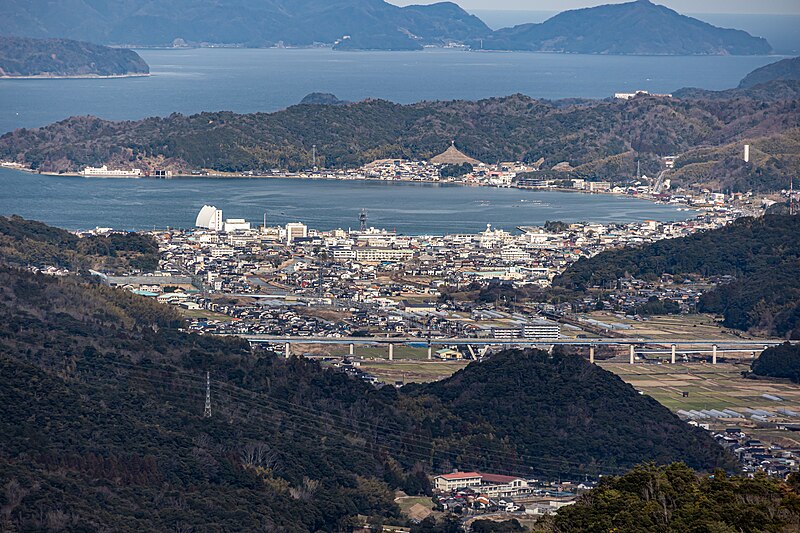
[584,312,763,343]
[600,362,800,414]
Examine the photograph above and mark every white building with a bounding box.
[522,320,561,340]
[224,218,251,232]
[196,205,223,231]
[355,247,414,263]
[286,222,308,244]
[433,472,482,492]
[82,165,142,178]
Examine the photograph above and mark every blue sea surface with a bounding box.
[0,47,786,135]
[0,168,692,234]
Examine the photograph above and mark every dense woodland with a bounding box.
[554,214,800,338]
[0,218,735,530]
[551,463,800,532]
[1,83,798,192]
[0,215,159,272]
[752,343,800,383]
[0,35,148,77]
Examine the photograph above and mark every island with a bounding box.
[0,0,772,55]
[474,0,772,55]
[0,35,149,78]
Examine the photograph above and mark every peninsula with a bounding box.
[0,35,149,78]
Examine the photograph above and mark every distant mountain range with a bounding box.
[0,0,772,55]
[0,36,148,78]
[477,0,771,55]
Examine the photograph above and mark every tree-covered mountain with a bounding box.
[551,463,800,533]
[0,217,735,530]
[739,56,800,89]
[0,35,148,78]
[0,0,770,55]
[0,215,159,272]
[673,79,800,101]
[0,0,491,50]
[2,89,798,192]
[474,0,771,55]
[554,214,800,338]
[405,349,734,475]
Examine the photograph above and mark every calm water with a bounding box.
[0,47,785,135]
[0,168,690,234]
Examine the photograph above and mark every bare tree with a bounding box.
[240,442,279,472]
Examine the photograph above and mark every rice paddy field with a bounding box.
[583,312,762,343]
[600,362,800,414]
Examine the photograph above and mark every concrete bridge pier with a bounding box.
[671,344,676,365]
[427,345,433,360]
[349,343,354,356]
[284,343,291,359]
[589,345,595,364]
[712,344,718,365]
[388,344,394,361]
[629,345,635,364]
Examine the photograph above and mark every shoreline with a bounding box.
[0,73,151,80]
[2,164,703,214]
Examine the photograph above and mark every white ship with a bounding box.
[81,165,142,178]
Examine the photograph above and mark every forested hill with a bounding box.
[0,0,769,55]
[0,0,491,51]
[406,349,733,474]
[0,217,734,530]
[0,36,149,78]
[552,463,800,532]
[739,56,800,89]
[2,89,799,192]
[0,215,159,272]
[752,343,800,383]
[554,214,800,338]
[477,0,771,56]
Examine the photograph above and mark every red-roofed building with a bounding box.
[433,472,532,497]
[433,472,482,491]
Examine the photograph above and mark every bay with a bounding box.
[0,168,691,234]
[0,47,784,135]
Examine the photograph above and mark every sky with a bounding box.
[392,0,800,15]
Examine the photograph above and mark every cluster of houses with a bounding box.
[432,472,585,518]
[713,427,800,479]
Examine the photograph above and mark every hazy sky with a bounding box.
[392,0,800,15]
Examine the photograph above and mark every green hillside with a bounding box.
[2,88,798,191]
[0,217,736,530]
[554,214,800,338]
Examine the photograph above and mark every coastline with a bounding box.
[3,165,699,212]
[0,73,150,80]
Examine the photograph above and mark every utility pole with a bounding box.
[312,144,317,169]
[204,371,212,418]
[791,176,795,216]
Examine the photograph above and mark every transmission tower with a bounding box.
[203,371,212,418]
[359,209,368,232]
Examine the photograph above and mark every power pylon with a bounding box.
[204,371,212,418]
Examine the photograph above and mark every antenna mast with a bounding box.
[204,371,212,418]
